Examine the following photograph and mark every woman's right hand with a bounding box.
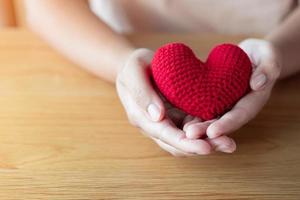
[116,48,236,157]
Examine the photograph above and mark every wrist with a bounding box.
[114,45,136,80]
[117,47,154,73]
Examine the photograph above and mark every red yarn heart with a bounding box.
[151,43,252,120]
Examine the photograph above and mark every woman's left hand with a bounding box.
[184,38,282,146]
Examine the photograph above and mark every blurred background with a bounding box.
[0,0,26,27]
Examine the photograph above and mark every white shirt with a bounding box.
[89,0,298,35]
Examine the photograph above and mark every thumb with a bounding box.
[250,55,280,91]
[133,82,165,122]
[121,48,165,122]
[250,70,268,91]
[239,39,279,91]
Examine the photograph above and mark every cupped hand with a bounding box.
[205,38,282,139]
[116,48,236,157]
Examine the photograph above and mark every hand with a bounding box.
[116,48,236,156]
[205,38,282,139]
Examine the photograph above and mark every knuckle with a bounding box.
[267,50,282,81]
[128,112,141,127]
[235,106,255,122]
[125,108,139,127]
[222,113,238,127]
[133,87,145,103]
[118,76,150,110]
[271,64,281,80]
[265,60,281,82]
[116,73,128,89]
[133,89,150,111]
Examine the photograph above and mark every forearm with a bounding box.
[25,0,134,82]
[266,7,300,79]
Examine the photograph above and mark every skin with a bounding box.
[25,0,300,156]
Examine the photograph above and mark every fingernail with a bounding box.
[252,73,267,90]
[147,104,161,121]
[215,140,236,153]
[215,145,234,153]
[207,126,220,139]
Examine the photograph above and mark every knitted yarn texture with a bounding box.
[151,43,252,120]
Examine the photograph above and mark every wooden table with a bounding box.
[0,29,299,200]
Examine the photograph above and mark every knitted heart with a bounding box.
[151,43,252,120]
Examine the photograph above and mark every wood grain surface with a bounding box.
[0,29,299,200]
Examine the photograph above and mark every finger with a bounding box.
[184,120,216,139]
[140,116,212,155]
[153,138,196,157]
[250,71,268,91]
[182,117,201,131]
[118,48,165,122]
[207,90,270,138]
[121,81,212,155]
[207,136,236,153]
[250,60,280,91]
[239,39,281,91]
